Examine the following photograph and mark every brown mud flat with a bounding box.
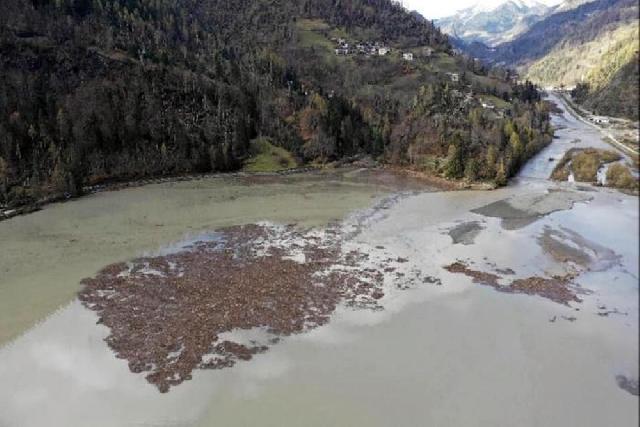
[79,223,423,393]
[388,166,496,191]
[539,226,621,272]
[444,262,582,306]
[471,191,593,231]
[444,262,501,288]
[446,221,486,245]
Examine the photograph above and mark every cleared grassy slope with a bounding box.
[243,138,298,172]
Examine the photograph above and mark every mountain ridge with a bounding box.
[452,0,639,120]
[436,0,551,46]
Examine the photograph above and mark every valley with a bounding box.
[554,91,639,157]
[0,89,637,427]
[0,2,638,426]
[451,0,640,121]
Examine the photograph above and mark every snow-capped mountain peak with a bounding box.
[436,0,551,46]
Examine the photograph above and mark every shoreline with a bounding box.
[0,164,496,223]
[0,167,319,222]
[1,78,637,427]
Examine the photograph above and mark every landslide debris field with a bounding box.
[79,222,429,393]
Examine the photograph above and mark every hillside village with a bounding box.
[332,36,433,62]
[329,37,513,115]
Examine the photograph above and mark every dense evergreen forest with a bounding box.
[0,0,552,207]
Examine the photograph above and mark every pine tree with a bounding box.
[485,145,497,179]
[510,131,523,168]
[465,158,480,181]
[0,156,7,203]
[495,158,507,186]
[445,143,465,179]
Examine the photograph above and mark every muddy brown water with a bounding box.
[0,169,431,346]
[0,96,638,427]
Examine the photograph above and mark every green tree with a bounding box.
[495,158,507,186]
[509,131,523,167]
[503,120,516,138]
[0,156,7,203]
[464,158,481,181]
[445,143,465,179]
[484,145,497,179]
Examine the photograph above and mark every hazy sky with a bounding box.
[400,0,563,19]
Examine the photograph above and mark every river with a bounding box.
[0,96,637,426]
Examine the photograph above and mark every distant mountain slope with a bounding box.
[436,0,550,46]
[550,0,594,13]
[570,29,639,120]
[458,0,639,119]
[524,21,638,88]
[579,51,639,120]
[501,0,639,120]
[491,0,638,66]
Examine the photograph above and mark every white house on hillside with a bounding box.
[447,72,459,82]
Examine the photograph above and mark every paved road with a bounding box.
[551,91,639,157]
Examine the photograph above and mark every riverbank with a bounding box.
[0,166,316,223]
[554,91,639,158]
[2,166,637,427]
[0,95,637,427]
[0,167,442,347]
[0,163,497,224]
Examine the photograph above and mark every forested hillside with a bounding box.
[0,0,552,207]
[571,49,639,121]
[461,0,639,120]
[489,0,637,65]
